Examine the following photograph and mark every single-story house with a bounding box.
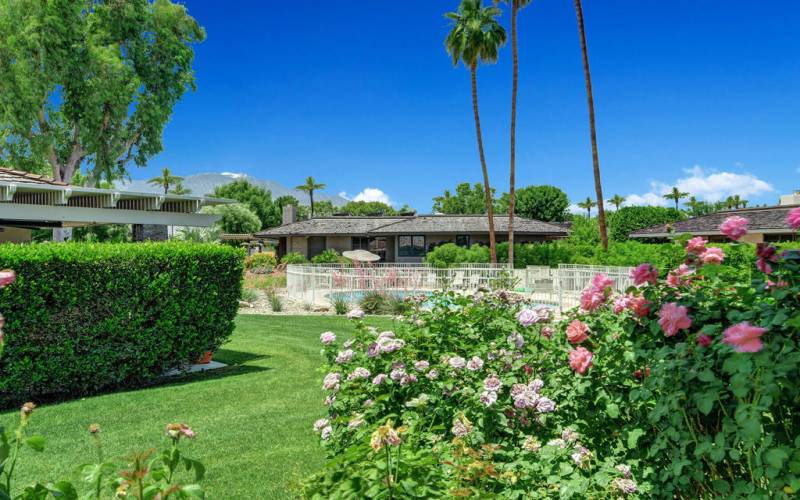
[0,167,229,242]
[629,205,798,243]
[258,206,568,262]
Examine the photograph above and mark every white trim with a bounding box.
[0,203,220,227]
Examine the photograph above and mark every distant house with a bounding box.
[258,206,568,262]
[629,205,797,243]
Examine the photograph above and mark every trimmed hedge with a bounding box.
[0,242,244,407]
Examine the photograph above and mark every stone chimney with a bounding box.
[282,204,298,225]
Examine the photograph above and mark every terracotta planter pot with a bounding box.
[196,350,213,364]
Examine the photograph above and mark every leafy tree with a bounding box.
[340,201,397,216]
[494,0,532,266]
[663,186,690,210]
[147,167,183,195]
[510,185,570,222]
[295,176,326,218]
[72,224,131,243]
[169,180,192,195]
[433,182,496,214]
[577,197,597,217]
[573,0,608,250]
[313,200,337,217]
[212,180,280,229]
[204,203,261,235]
[607,205,682,242]
[445,0,506,263]
[607,194,626,210]
[0,0,205,184]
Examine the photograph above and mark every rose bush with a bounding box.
[306,214,800,498]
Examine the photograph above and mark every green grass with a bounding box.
[0,315,394,499]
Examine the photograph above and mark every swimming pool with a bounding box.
[326,290,432,304]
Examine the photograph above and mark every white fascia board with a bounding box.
[0,203,221,227]
[0,181,233,206]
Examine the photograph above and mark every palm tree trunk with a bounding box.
[574,0,608,251]
[470,63,497,264]
[507,2,519,268]
[310,190,315,218]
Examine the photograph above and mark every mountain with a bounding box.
[117,172,348,206]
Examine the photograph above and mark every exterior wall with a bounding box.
[739,232,765,244]
[287,236,308,257]
[326,236,351,253]
[0,227,31,243]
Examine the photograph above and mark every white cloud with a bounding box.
[623,165,773,206]
[221,172,245,178]
[339,187,395,206]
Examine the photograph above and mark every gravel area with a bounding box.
[238,288,336,315]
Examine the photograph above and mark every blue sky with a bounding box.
[144,1,800,211]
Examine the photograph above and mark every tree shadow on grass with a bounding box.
[212,348,269,366]
[159,362,272,389]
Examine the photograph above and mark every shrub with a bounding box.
[266,288,283,312]
[332,297,350,315]
[240,287,258,303]
[203,203,262,234]
[359,291,386,315]
[307,236,800,498]
[312,249,344,264]
[607,206,683,242]
[0,242,243,407]
[244,252,277,272]
[280,252,308,265]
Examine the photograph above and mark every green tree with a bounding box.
[0,0,205,184]
[494,0,532,266]
[445,0,506,263]
[205,203,261,235]
[169,180,192,195]
[503,185,570,222]
[340,201,397,216]
[212,180,280,229]
[608,206,682,242]
[663,186,690,210]
[147,167,183,195]
[573,0,608,250]
[607,194,626,210]
[433,182,496,214]
[295,176,326,218]
[577,196,596,217]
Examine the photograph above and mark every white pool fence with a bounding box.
[286,263,634,311]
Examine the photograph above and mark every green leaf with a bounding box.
[180,484,204,498]
[25,435,45,452]
[627,428,645,449]
[765,448,789,470]
[697,369,717,383]
[606,403,620,418]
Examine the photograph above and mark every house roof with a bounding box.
[0,167,232,228]
[256,214,569,238]
[630,205,797,238]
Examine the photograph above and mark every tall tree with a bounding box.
[498,185,570,222]
[577,196,596,217]
[573,0,608,250]
[433,182,497,214]
[445,0,506,263]
[495,0,532,266]
[169,180,192,196]
[0,0,205,184]
[663,186,690,210]
[607,194,626,210]
[295,176,326,218]
[212,180,280,229]
[147,167,183,195]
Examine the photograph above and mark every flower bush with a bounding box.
[306,218,800,498]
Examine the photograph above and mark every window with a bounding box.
[455,234,470,248]
[398,235,426,257]
[352,237,369,250]
[352,237,387,260]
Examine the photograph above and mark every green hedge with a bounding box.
[0,242,244,407]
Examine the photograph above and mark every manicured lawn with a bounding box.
[1,314,395,499]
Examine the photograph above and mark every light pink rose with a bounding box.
[719,216,749,241]
[568,347,593,375]
[0,270,16,287]
[786,207,800,230]
[591,273,614,291]
[566,319,589,345]
[702,247,725,265]
[580,287,605,311]
[629,263,658,286]
[685,236,708,255]
[666,264,693,288]
[658,302,692,337]
[722,322,767,353]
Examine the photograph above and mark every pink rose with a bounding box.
[756,258,773,274]
[722,322,767,353]
[658,302,692,337]
[591,273,614,291]
[701,247,725,265]
[568,347,593,375]
[516,308,537,327]
[629,296,651,318]
[566,320,589,344]
[685,237,708,255]
[580,287,606,311]
[786,207,800,230]
[629,263,658,286]
[696,334,712,347]
[719,216,749,241]
[666,264,693,288]
[0,270,16,288]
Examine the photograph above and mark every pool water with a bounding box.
[327,290,431,304]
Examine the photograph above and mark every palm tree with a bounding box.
[445,0,507,264]
[495,0,532,266]
[295,176,326,218]
[573,0,608,250]
[147,167,183,195]
[729,194,746,209]
[577,196,597,217]
[607,194,626,210]
[663,186,690,210]
[169,180,192,195]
